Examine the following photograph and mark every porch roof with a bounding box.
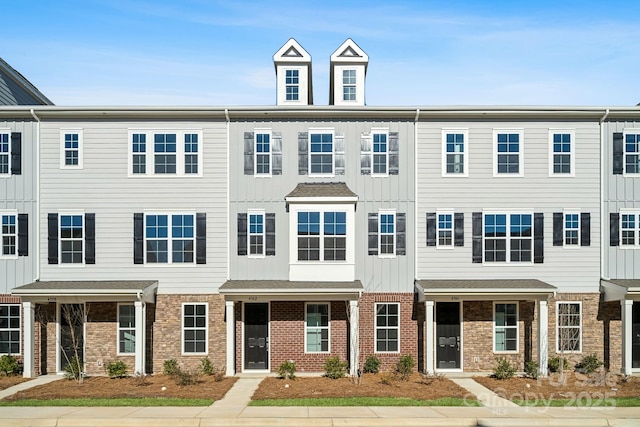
[415,279,557,301]
[285,183,358,203]
[600,279,640,302]
[219,280,363,301]
[11,280,158,303]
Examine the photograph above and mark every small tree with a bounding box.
[60,304,87,383]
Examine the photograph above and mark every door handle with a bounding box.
[456,336,460,351]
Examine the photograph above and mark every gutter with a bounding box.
[414,108,420,283]
[29,109,41,283]
[599,108,610,282]
[225,108,230,281]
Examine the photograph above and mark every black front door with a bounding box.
[60,303,84,372]
[244,303,269,370]
[436,302,461,369]
[633,302,640,369]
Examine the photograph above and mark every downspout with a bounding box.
[225,108,230,280]
[414,109,420,283]
[599,108,610,281]
[30,109,41,282]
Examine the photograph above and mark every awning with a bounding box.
[220,280,363,301]
[11,280,158,303]
[415,279,557,301]
[285,183,358,205]
[600,279,640,302]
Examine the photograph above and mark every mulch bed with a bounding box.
[0,376,30,391]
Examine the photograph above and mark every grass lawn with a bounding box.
[250,397,480,407]
[0,397,213,407]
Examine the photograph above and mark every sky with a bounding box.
[2,0,640,107]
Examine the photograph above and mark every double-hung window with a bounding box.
[437,213,453,247]
[184,133,199,174]
[621,212,640,247]
[379,212,395,255]
[309,131,334,176]
[484,213,532,263]
[557,302,581,353]
[297,211,346,261]
[0,132,9,175]
[60,130,83,169]
[183,303,207,354]
[145,214,194,263]
[342,69,356,101]
[443,131,467,176]
[132,133,146,174]
[550,131,574,176]
[60,214,84,264]
[0,304,20,354]
[285,69,299,101]
[625,132,640,174]
[375,303,399,353]
[494,303,518,352]
[117,304,135,354]
[305,303,329,353]
[249,212,265,256]
[1,214,16,256]
[154,133,177,174]
[130,131,201,176]
[372,131,388,175]
[564,213,580,246]
[255,131,271,175]
[494,131,523,176]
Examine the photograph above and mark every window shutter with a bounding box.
[613,132,624,175]
[368,213,378,255]
[237,213,247,256]
[534,213,544,264]
[10,132,21,175]
[298,132,308,175]
[472,212,482,263]
[47,213,58,264]
[360,133,372,175]
[580,213,591,247]
[272,132,283,175]
[454,213,464,247]
[610,212,620,246]
[553,212,563,246]
[133,213,144,264]
[335,134,345,175]
[196,213,206,264]
[389,132,399,175]
[265,213,276,256]
[244,132,254,175]
[426,212,436,246]
[85,213,95,264]
[396,213,406,255]
[17,213,28,256]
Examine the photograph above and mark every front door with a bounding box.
[244,303,269,370]
[633,302,640,369]
[436,302,461,370]
[59,303,84,372]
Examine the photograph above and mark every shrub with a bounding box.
[201,357,214,376]
[64,355,84,380]
[324,356,348,379]
[363,355,381,374]
[395,354,415,381]
[493,357,515,380]
[277,360,296,379]
[524,360,539,379]
[548,356,570,373]
[163,359,180,376]
[106,360,128,378]
[379,371,395,385]
[575,354,603,374]
[0,355,21,376]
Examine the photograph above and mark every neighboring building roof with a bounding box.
[0,58,53,105]
[220,280,363,300]
[285,182,358,200]
[416,279,557,299]
[12,280,158,302]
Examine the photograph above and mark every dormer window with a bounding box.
[342,70,356,101]
[285,69,299,101]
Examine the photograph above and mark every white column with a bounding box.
[134,301,145,375]
[22,301,35,378]
[622,299,633,376]
[349,299,359,376]
[225,300,235,376]
[537,300,549,377]
[425,301,434,375]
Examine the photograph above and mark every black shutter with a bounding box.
[613,132,624,175]
[534,213,544,264]
[85,213,95,264]
[133,213,144,264]
[472,212,482,263]
[360,134,371,175]
[298,132,308,175]
[17,213,28,256]
[10,133,21,175]
[454,213,464,247]
[237,213,247,256]
[368,213,378,255]
[580,213,591,247]
[47,213,58,264]
[389,132,399,175]
[196,213,206,264]
[426,212,436,247]
[335,134,345,175]
[244,132,254,175]
[396,213,406,255]
[265,213,276,256]
[272,132,282,175]
[553,212,563,246]
[610,212,620,246]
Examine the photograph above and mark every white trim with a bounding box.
[304,302,331,354]
[441,129,469,177]
[308,128,335,177]
[247,210,266,258]
[482,212,534,264]
[181,302,208,356]
[0,303,21,355]
[58,211,86,266]
[619,210,640,248]
[116,303,136,356]
[127,129,203,177]
[556,301,582,354]
[374,302,400,354]
[493,129,524,177]
[254,129,272,177]
[548,129,576,177]
[622,128,640,177]
[378,209,396,258]
[436,211,454,249]
[0,210,18,259]
[493,301,519,354]
[0,129,11,177]
[370,128,389,177]
[562,211,581,248]
[60,129,83,170]
[143,212,197,264]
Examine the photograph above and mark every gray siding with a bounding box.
[417,120,601,293]
[0,70,47,106]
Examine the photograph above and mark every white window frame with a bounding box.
[375,302,400,354]
[620,210,640,248]
[130,132,147,175]
[342,69,357,102]
[60,129,83,169]
[248,210,266,258]
[182,302,208,355]
[0,211,18,259]
[436,211,454,248]
[308,129,335,177]
[304,302,330,354]
[254,129,272,177]
[623,129,640,176]
[493,129,524,177]
[285,69,300,101]
[371,128,389,177]
[0,304,20,355]
[128,130,203,177]
[117,303,136,355]
[549,130,575,177]
[493,302,519,353]
[0,130,10,177]
[378,210,396,258]
[556,301,582,353]
[483,212,534,264]
[144,212,196,264]
[295,209,347,262]
[442,129,469,177]
[58,211,85,266]
[563,211,581,248]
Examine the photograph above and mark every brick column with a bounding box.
[425,300,434,374]
[22,301,35,378]
[134,301,145,375]
[537,299,548,377]
[226,300,235,376]
[622,299,633,375]
[349,299,359,376]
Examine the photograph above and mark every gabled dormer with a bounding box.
[329,39,368,106]
[273,38,313,106]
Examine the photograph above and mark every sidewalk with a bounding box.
[0,376,638,427]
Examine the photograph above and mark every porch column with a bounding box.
[349,299,359,376]
[537,300,548,377]
[622,299,633,375]
[425,300,434,374]
[22,301,35,378]
[134,301,145,375]
[225,300,235,376]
